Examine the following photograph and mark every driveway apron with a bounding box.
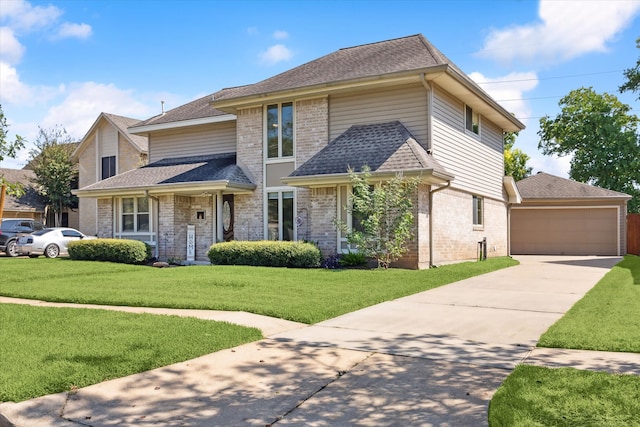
[0,255,622,426]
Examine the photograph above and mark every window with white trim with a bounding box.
[465,105,480,135]
[267,190,295,241]
[266,102,294,159]
[337,185,366,253]
[101,156,116,180]
[122,197,150,232]
[472,195,483,226]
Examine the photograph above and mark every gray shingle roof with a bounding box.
[516,172,631,199]
[215,34,455,101]
[289,121,451,178]
[132,94,231,128]
[0,168,48,212]
[103,113,148,152]
[77,153,254,192]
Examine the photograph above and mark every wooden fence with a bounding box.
[628,214,640,255]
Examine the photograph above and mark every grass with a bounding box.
[489,365,640,427]
[538,255,640,352]
[0,256,518,324]
[489,255,640,426]
[0,303,262,403]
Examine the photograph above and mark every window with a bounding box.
[267,191,294,241]
[101,156,116,180]
[465,105,479,135]
[473,195,483,226]
[122,197,149,232]
[337,185,367,253]
[266,102,293,159]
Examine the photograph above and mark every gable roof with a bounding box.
[129,94,235,133]
[74,153,255,197]
[72,113,148,162]
[516,172,631,200]
[283,121,453,187]
[0,168,47,213]
[213,34,524,132]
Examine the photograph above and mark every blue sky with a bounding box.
[1,0,639,177]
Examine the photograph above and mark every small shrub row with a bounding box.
[321,252,369,269]
[207,240,321,268]
[68,239,151,264]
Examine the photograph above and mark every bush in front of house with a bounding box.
[68,239,151,264]
[208,240,322,268]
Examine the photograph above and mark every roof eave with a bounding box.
[129,114,237,134]
[503,176,523,204]
[74,180,256,198]
[281,168,454,188]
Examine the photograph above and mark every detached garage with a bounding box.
[511,173,631,256]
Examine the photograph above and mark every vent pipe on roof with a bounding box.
[161,100,165,115]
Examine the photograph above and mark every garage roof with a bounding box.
[516,173,631,200]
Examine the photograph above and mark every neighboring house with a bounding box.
[511,172,631,256]
[71,113,148,236]
[75,34,525,268]
[0,168,47,222]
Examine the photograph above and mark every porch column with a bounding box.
[216,191,224,243]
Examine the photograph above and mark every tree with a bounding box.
[28,126,78,226]
[538,87,640,212]
[619,37,640,100]
[0,104,26,217]
[504,131,532,181]
[335,166,421,269]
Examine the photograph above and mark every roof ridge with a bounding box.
[337,34,423,51]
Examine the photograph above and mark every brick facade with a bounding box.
[96,198,113,238]
[235,107,263,241]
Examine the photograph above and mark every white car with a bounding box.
[16,227,96,258]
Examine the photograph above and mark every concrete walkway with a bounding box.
[2,255,639,426]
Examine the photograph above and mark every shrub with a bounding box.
[208,240,321,268]
[321,253,342,269]
[68,239,151,264]
[339,251,368,267]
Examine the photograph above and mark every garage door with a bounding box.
[511,208,618,255]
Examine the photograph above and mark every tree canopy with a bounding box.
[619,37,640,100]
[538,87,640,212]
[503,131,532,182]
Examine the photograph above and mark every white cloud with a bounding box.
[259,44,293,65]
[0,61,62,106]
[55,22,92,40]
[273,30,288,40]
[0,27,25,65]
[246,27,259,36]
[469,71,538,120]
[0,0,61,32]
[42,82,155,138]
[477,0,640,65]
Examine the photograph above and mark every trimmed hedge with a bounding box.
[208,240,321,268]
[68,239,151,264]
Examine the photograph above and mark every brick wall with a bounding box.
[235,107,263,241]
[118,134,146,171]
[309,187,338,256]
[96,198,113,238]
[189,196,214,261]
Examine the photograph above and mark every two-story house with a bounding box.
[74,34,525,267]
[72,112,148,237]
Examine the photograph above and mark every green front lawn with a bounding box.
[489,255,640,426]
[0,303,262,403]
[0,256,518,324]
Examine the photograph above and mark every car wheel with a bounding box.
[44,244,60,259]
[6,240,19,257]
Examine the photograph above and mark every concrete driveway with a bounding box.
[0,255,626,426]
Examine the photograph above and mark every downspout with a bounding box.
[429,182,451,268]
[145,190,160,260]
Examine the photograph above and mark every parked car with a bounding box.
[0,218,46,257]
[16,227,96,258]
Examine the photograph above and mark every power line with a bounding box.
[475,69,624,85]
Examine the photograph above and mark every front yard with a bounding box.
[1,256,516,403]
[489,255,640,427]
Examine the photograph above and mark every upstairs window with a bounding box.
[465,105,479,135]
[101,156,116,180]
[266,102,294,159]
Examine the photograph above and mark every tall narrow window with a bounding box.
[267,191,295,241]
[465,105,479,135]
[473,195,484,226]
[266,102,294,159]
[101,156,116,179]
[122,197,150,232]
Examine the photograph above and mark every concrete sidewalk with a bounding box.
[2,255,639,426]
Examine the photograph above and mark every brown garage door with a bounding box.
[511,208,618,255]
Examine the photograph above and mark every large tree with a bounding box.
[504,131,532,181]
[0,104,26,216]
[28,126,78,226]
[619,37,640,100]
[538,87,640,212]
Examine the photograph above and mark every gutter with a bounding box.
[429,181,452,268]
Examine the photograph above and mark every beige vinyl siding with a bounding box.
[329,83,428,143]
[431,86,504,200]
[149,121,236,163]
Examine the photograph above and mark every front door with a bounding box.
[222,194,234,241]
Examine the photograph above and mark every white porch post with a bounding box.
[216,191,224,243]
